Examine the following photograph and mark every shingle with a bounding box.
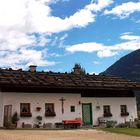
[0,68,140,90]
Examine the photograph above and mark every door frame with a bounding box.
[82,103,93,125]
[3,105,12,127]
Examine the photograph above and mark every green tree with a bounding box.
[72,63,86,75]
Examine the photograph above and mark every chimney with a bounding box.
[29,65,37,72]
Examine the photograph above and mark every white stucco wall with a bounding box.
[3,92,82,128]
[1,92,138,128]
[81,97,138,125]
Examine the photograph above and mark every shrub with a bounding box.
[104,113,112,117]
[117,123,129,128]
[138,111,140,119]
[36,115,42,125]
[136,121,140,128]
[11,112,19,124]
[36,115,42,121]
[106,120,117,128]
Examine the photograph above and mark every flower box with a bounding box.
[45,112,56,117]
[36,107,41,111]
[103,113,112,117]
[121,112,129,116]
[20,112,32,117]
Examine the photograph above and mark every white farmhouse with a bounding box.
[0,65,140,128]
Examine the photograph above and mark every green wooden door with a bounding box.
[82,103,93,125]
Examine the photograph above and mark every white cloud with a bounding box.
[89,71,98,75]
[121,32,132,36]
[136,20,140,23]
[0,48,56,69]
[66,42,106,53]
[120,35,140,41]
[97,50,118,58]
[0,0,112,34]
[60,34,68,41]
[58,34,68,48]
[0,0,113,34]
[49,53,62,57]
[66,34,140,58]
[37,34,51,47]
[0,0,113,69]
[49,33,68,48]
[93,61,100,65]
[86,0,113,12]
[104,1,140,19]
[67,9,95,28]
[0,31,36,51]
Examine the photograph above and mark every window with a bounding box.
[45,103,56,117]
[70,106,75,112]
[103,105,110,114]
[120,105,127,113]
[103,105,112,117]
[120,105,129,116]
[20,103,32,117]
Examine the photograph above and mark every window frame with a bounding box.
[103,105,112,117]
[120,105,129,116]
[20,103,32,117]
[70,106,75,112]
[45,103,56,117]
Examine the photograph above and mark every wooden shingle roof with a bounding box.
[0,68,140,91]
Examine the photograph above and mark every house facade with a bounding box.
[0,66,140,128]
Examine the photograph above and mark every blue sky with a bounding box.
[0,0,140,74]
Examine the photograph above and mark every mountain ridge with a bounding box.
[101,49,140,82]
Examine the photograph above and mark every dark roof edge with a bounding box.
[0,84,138,93]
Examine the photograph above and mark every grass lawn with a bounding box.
[100,128,140,137]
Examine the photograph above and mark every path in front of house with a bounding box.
[0,129,139,140]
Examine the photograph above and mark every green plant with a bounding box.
[36,115,42,121]
[34,116,43,128]
[134,118,138,122]
[36,115,42,125]
[100,128,140,137]
[136,121,140,128]
[138,111,140,119]
[72,63,86,75]
[106,120,117,128]
[11,112,19,124]
[117,123,128,128]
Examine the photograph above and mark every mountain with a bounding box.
[101,49,140,82]
[101,49,140,110]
